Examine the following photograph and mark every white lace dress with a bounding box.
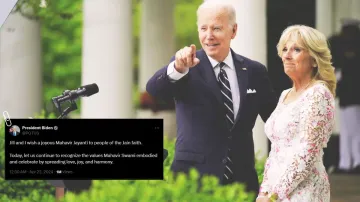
[259,83,335,202]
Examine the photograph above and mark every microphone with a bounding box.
[53,83,99,105]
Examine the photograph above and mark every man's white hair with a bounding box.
[196,0,236,27]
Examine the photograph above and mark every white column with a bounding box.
[0,12,42,119]
[350,0,360,20]
[139,0,175,92]
[137,0,177,139]
[334,0,352,32]
[334,0,360,31]
[81,0,133,118]
[316,0,334,37]
[230,0,268,159]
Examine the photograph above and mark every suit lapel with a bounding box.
[231,50,248,126]
[197,49,224,106]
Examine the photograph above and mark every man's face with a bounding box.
[197,8,237,61]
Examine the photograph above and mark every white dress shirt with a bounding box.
[166,50,240,119]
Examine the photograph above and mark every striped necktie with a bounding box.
[217,62,234,182]
[218,62,234,129]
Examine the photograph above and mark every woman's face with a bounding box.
[281,40,314,80]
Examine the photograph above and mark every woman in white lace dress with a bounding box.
[256,25,337,202]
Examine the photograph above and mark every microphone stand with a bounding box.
[50,92,91,200]
[57,100,77,119]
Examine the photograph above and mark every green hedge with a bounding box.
[0,114,265,202]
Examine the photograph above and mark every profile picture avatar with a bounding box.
[9,125,20,136]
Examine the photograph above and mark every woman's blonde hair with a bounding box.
[277,25,337,96]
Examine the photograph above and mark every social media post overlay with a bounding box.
[4,119,163,180]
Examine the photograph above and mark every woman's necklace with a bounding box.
[292,80,313,94]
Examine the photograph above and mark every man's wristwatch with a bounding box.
[267,192,278,202]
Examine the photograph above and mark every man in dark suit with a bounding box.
[329,18,360,174]
[146,1,277,195]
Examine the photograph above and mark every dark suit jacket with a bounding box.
[146,49,277,193]
[328,34,360,107]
